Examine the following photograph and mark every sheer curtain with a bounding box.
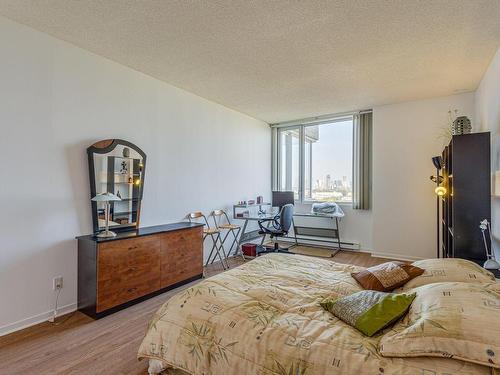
[353,112,372,209]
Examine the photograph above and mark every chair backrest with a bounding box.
[188,211,204,219]
[279,204,294,232]
[187,211,210,227]
[211,209,231,227]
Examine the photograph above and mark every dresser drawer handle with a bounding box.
[128,245,138,250]
[128,267,137,272]
[127,287,137,293]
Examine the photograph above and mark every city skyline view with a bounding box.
[280,118,353,202]
[307,119,353,202]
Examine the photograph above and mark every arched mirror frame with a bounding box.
[87,139,147,234]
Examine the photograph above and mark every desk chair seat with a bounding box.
[218,223,239,230]
[203,227,221,235]
[211,209,242,259]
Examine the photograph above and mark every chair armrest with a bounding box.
[258,218,273,232]
[257,218,275,224]
[258,217,281,232]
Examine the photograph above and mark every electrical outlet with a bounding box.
[53,276,63,290]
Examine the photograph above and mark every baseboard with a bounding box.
[369,251,424,262]
[0,302,77,337]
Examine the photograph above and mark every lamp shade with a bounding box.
[91,192,121,202]
[484,258,500,270]
[432,156,442,170]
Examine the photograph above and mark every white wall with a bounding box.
[0,17,270,335]
[372,93,476,260]
[0,13,494,336]
[475,46,500,259]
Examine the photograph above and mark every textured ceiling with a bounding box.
[1,0,500,123]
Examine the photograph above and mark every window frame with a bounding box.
[273,115,354,204]
[276,125,302,201]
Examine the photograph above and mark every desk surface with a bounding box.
[294,212,344,218]
[234,214,274,221]
[235,211,344,220]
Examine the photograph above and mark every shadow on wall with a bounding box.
[0,238,77,329]
[64,139,103,235]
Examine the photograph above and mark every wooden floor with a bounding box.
[0,248,394,375]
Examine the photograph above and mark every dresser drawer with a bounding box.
[97,277,159,313]
[160,227,203,288]
[97,236,161,312]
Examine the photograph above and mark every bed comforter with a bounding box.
[138,253,495,374]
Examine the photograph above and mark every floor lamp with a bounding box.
[431,156,445,258]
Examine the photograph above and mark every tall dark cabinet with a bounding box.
[441,132,491,264]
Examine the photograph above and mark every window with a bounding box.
[275,116,353,203]
[277,127,300,200]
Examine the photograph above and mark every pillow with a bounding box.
[320,290,416,337]
[379,282,500,368]
[396,258,495,291]
[351,261,424,291]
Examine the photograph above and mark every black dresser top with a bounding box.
[76,222,204,243]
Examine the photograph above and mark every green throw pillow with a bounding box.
[320,291,416,337]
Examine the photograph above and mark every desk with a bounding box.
[233,202,272,218]
[293,212,344,251]
[234,213,276,254]
[233,209,344,256]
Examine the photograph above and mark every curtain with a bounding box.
[353,112,372,210]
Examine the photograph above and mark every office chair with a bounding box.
[258,204,294,252]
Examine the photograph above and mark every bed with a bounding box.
[138,253,498,375]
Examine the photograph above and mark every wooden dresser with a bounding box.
[77,222,204,318]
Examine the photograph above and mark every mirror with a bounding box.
[87,139,146,234]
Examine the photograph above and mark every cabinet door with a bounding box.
[97,236,161,312]
[160,227,203,288]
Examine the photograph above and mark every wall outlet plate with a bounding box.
[53,276,63,290]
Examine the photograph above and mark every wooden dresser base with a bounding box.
[77,222,204,319]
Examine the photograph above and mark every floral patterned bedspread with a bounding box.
[138,253,494,375]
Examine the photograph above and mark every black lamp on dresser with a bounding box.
[77,139,205,318]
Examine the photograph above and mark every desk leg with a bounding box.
[228,227,241,257]
[335,217,341,251]
[291,218,299,248]
[260,220,272,246]
[238,219,249,260]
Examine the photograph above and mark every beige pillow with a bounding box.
[396,258,495,291]
[379,281,500,368]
